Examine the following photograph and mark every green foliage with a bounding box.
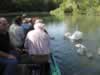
[1,0,100,16]
[50,0,100,18]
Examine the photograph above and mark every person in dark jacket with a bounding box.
[0,17,18,75]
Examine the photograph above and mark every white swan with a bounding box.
[75,43,93,58]
[64,30,83,42]
[75,43,87,55]
[71,30,83,40]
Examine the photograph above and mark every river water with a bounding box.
[45,15,100,75]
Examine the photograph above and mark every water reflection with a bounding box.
[46,15,100,75]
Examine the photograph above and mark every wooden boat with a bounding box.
[50,54,61,75]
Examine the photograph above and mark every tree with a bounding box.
[50,0,100,17]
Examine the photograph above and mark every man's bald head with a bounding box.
[0,17,9,32]
[0,17,7,21]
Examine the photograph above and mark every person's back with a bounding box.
[25,28,50,55]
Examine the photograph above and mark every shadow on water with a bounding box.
[6,14,100,75]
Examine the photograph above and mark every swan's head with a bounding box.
[75,44,81,48]
[75,44,86,49]
[64,32,71,37]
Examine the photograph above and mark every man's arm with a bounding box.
[44,29,55,40]
[0,51,16,59]
[0,51,9,57]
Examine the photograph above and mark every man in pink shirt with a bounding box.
[24,22,50,56]
[24,22,50,75]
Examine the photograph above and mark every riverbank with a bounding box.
[0,12,50,16]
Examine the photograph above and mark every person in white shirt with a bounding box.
[9,16,25,49]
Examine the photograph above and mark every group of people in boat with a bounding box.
[0,15,51,75]
[2,14,100,75]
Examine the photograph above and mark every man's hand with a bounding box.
[15,48,21,51]
[8,54,16,59]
